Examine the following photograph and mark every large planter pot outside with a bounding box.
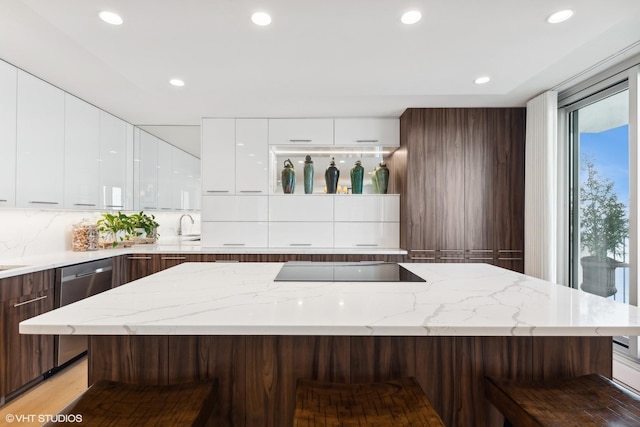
[580,255,628,297]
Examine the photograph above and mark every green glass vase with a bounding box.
[281,159,295,194]
[350,160,364,194]
[372,162,389,194]
[303,155,314,194]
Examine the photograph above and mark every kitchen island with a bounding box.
[20,262,640,426]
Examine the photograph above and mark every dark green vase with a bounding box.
[281,159,295,194]
[303,155,314,194]
[350,160,364,194]
[373,162,389,194]
[325,157,340,194]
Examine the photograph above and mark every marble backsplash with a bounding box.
[0,209,201,260]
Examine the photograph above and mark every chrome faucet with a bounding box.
[177,214,194,236]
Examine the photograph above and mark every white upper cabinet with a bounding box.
[268,119,333,145]
[157,140,175,210]
[236,119,268,194]
[0,60,17,207]
[334,118,399,147]
[334,195,400,222]
[99,111,128,210]
[201,118,235,194]
[137,130,159,210]
[64,94,100,209]
[175,149,198,210]
[16,71,65,208]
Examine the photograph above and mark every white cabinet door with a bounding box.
[64,95,100,209]
[124,123,134,210]
[137,131,159,210]
[268,119,333,145]
[187,155,201,210]
[99,111,128,210]
[157,140,175,210]
[269,195,333,222]
[334,118,399,146]
[201,118,235,194]
[0,60,17,207]
[269,222,334,248]
[175,149,195,210]
[202,196,268,221]
[334,222,400,248]
[236,119,268,194]
[334,195,399,222]
[16,71,65,208]
[201,222,268,247]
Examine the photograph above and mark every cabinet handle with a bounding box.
[29,201,59,205]
[73,203,96,207]
[206,190,230,193]
[289,139,312,143]
[105,204,123,208]
[410,256,436,260]
[161,207,172,210]
[127,256,152,260]
[498,257,523,261]
[410,249,436,253]
[468,257,493,260]
[290,243,312,246]
[0,199,8,202]
[440,249,463,253]
[14,295,48,308]
[239,190,263,193]
[356,244,379,247]
[143,206,157,209]
[468,249,493,253]
[440,257,465,260]
[498,250,523,253]
[356,139,379,143]
[162,256,186,260]
[223,243,246,246]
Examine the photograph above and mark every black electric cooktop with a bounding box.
[274,262,426,282]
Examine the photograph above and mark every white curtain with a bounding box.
[524,91,558,281]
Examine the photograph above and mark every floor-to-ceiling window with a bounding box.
[568,85,630,304]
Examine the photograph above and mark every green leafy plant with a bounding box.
[97,212,136,247]
[580,159,628,260]
[129,211,160,239]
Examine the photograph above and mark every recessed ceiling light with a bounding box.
[99,11,123,26]
[547,9,574,24]
[251,12,272,26]
[169,79,185,87]
[474,76,491,85]
[401,10,422,25]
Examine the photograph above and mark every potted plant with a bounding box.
[96,212,136,248]
[129,211,160,242]
[579,160,629,297]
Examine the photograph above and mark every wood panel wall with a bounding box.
[89,335,611,427]
[393,108,526,272]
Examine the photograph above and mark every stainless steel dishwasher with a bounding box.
[54,258,113,367]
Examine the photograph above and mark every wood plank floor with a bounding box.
[0,357,87,426]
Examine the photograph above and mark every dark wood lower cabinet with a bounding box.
[88,335,611,427]
[0,270,55,402]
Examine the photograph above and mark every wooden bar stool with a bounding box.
[293,377,445,426]
[485,374,640,426]
[43,379,218,427]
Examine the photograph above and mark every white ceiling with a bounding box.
[2,0,640,157]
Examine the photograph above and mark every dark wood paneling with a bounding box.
[350,337,415,383]
[244,336,350,427]
[532,336,612,379]
[169,336,245,427]
[88,336,169,386]
[3,288,54,396]
[414,337,456,427]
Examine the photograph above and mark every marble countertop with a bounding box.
[0,242,406,280]
[20,262,640,337]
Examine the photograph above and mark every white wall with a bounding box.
[0,209,200,260]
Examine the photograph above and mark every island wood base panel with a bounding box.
[88,335,611,427]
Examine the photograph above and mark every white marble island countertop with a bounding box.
[20,262,640,337]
